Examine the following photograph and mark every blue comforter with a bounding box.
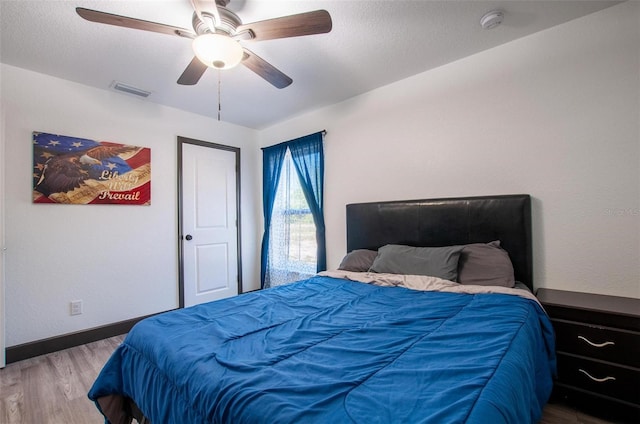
[89,276,556,423]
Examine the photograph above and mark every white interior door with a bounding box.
[180,139,240,307]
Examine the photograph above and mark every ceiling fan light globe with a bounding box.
[192,34,243,70]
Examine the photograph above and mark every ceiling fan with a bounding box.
[76,0,332,89]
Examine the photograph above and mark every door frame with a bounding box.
[177,136,242,308]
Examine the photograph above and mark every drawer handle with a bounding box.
[577,335,615,348]
[578,369,616,383]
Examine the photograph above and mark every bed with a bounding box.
[89,194,556,424]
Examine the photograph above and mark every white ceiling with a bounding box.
[0,0,622,129]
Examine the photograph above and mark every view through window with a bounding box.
[267,149,317,286]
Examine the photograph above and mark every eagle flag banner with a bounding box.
[33,131,151,205]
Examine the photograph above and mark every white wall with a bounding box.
[0,81,6,365]
[1,64,261,346]
[260,2,640,298]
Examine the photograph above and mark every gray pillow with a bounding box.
[457,241,515,287]
[338,249,378,272]
[369,244,463,281]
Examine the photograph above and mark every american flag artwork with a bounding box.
[33,132,151,205]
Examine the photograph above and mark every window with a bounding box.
[266,150,316,286]
[261,131,326,289]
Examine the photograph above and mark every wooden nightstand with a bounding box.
[536,288,640,423]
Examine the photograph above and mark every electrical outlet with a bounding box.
[70,300,83,316]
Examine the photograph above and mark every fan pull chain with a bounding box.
[217,69,221,121]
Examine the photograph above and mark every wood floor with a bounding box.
[0,335,125,424]
[0,335,616,424]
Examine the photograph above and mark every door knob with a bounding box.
[185,234,193,241]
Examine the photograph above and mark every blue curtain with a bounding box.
[260,131,326,288]
[289,133,326,273]
[260,143,288,288]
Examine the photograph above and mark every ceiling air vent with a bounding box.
[110,81,151,98]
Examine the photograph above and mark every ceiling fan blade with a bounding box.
[76,7,195,38]
[237,10,332,41]
[177,57,209,85]
[242,48,292,89]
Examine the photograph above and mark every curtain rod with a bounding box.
[262,130,326,150]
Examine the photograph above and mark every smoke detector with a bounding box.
[480,10,504,30]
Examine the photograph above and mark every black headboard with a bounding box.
[346,194,533,291]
